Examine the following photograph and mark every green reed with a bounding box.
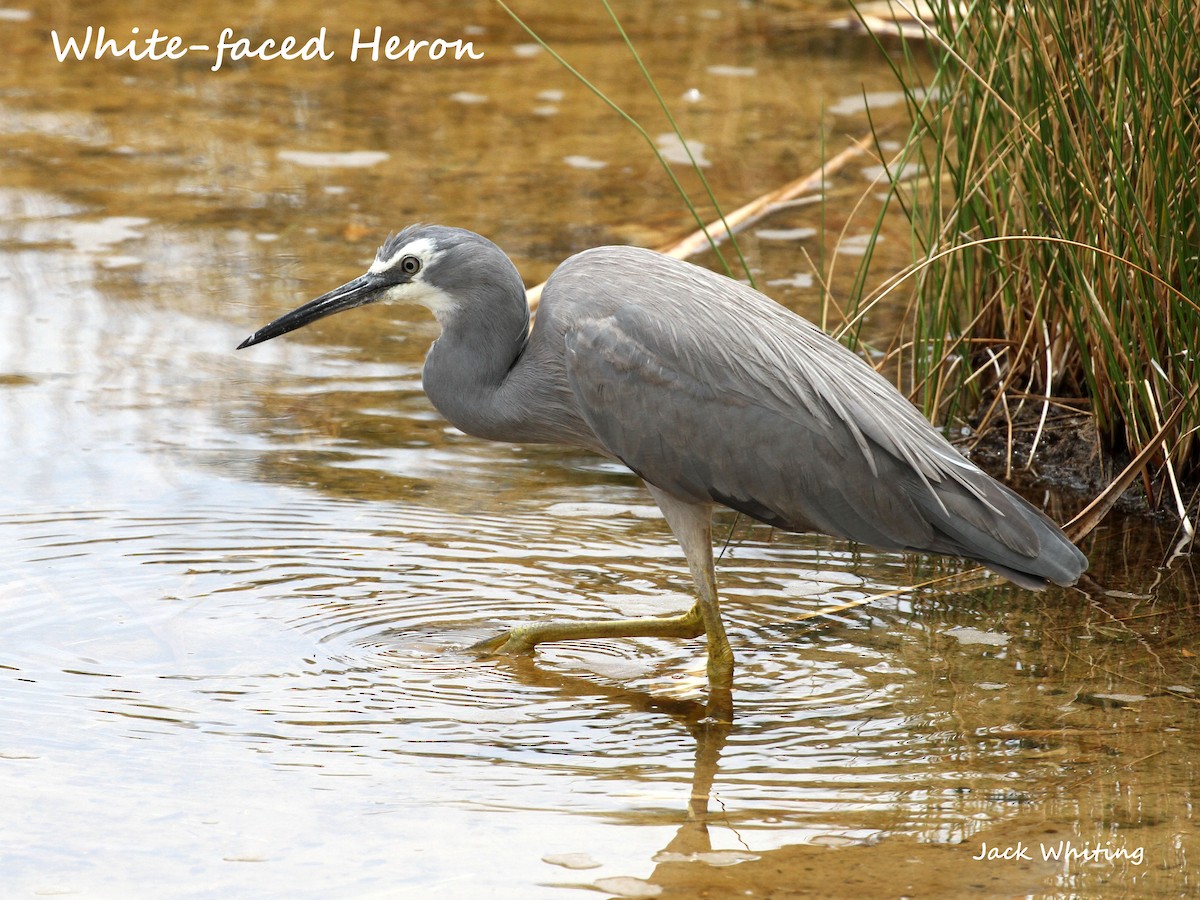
[854,0,1199,511]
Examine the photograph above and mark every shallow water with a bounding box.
[2,2,1197,898]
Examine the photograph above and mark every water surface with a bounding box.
[1,2,1196,897]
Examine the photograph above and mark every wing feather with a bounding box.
[546,246,1086,586]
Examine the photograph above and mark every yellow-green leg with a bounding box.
[472,485,734,709]
[472,600,705,653]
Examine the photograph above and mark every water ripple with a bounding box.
[0,483,1040,832]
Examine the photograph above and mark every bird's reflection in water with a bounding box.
[487,652,1063,899]
[490,651,732,865]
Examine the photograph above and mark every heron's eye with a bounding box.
[400,255,422,275]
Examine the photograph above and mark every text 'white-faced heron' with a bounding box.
[239,225,1088,714]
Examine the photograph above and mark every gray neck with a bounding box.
[421,280,531,441]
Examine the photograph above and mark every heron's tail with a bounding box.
[921,472,1088,590]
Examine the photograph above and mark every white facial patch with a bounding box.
[368,235,455,314]
[369,235,440,275]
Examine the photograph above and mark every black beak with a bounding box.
[237,273,383,349]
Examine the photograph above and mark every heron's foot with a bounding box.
[470,613,735,720]
[706,642,734,691]
[702,685,734,725]
[701,638,734,725]
[469,627,538,656]
[469,609,707,660]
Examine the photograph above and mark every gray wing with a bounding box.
[549,247,1086,588]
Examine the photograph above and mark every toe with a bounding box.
[469,628,534,656]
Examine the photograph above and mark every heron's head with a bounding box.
[237,224,524,349]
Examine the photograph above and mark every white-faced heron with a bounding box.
[239,224,1088,706]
